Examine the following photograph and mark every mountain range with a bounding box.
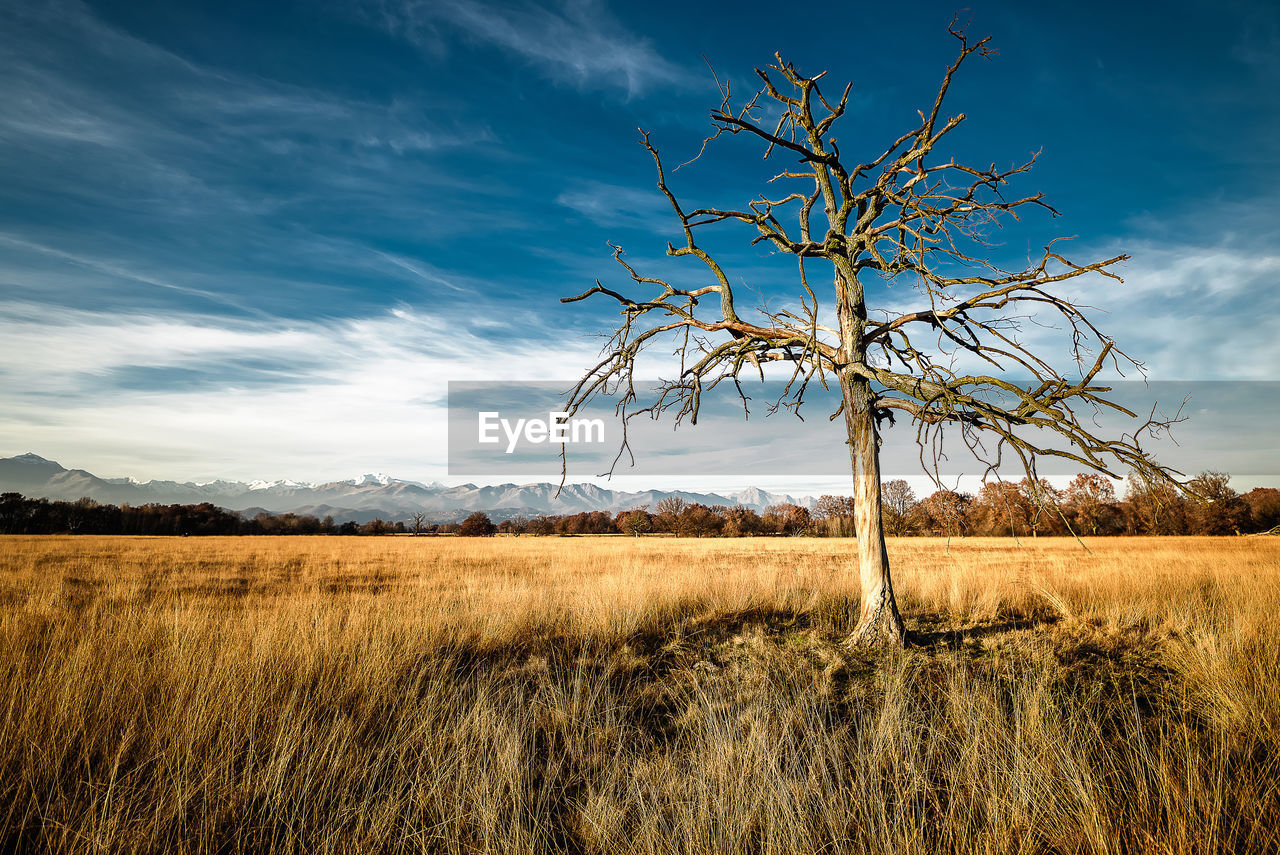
[0,454,816,524]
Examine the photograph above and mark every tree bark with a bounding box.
[841,373,907,647]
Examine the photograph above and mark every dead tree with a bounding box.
[561,20,1184,646]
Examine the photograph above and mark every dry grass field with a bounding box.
[1,534,1278,854]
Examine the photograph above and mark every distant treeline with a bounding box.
[0,493,386,536]
[468,472,1279,538]
[2,471,1278,537]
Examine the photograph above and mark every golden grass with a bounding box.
[1,534,1278,853]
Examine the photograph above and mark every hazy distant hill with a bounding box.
[0,454,816,523]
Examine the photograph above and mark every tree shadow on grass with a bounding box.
[907,613,1061,653]
[627,605,1062,661]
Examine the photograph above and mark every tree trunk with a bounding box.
[841,373,907,647]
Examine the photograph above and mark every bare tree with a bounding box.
[1124,470,1188,535]
[561,20,1184,646]
[1019,478,1063,538]
[881,480,918,535]
[654,496,687,534]
[815,495,857,537]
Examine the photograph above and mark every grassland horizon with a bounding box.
[2,534,1278,853]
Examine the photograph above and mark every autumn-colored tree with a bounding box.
[458,511,497,537]
[910,490,971,537]
[720,505,767,537]
[525,515,555,536]
[1187,472,1251,535]
[1124,471,1188,535]
[1063,473,1119,536]
[762,503,813,536]
[970,481,1034,537]
[616,508,653,537]
[676,503,723,537]
[555,511,617,535]
[1242,488,1280,533]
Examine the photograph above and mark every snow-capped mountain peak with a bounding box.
[10,453,63,468]
[247,479,309,491]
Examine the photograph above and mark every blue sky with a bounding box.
[1,0,1277,489]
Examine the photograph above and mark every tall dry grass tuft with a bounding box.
[1,534,1278,853]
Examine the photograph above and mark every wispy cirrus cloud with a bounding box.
[1,0,485,159]
[0,300,603,481]
[367,0,695,96]
[555,180,672,232]
[0,234,271,316]
[0,0,525,330]
[0,0,497,248]
[1093,243,1280,381]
